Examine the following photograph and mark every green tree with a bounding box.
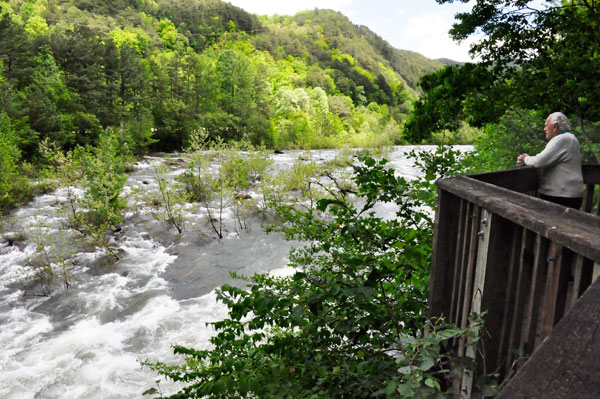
[0,111,24,212]
[408,0,600,157]
[74,130,129,259]
[21,45,74,154]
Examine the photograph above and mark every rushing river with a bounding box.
[0,146,469,399]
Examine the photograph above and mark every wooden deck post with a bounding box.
[460,209,517,396]
[429,188,460,319]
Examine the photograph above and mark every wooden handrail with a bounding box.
[429,165,600,398]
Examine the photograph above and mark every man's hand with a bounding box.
[517,153,528,166]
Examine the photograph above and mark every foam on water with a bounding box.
[0,146,470,398]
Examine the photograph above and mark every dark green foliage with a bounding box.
[153,0,262,50]
[0,111,31,213]
[404,63,506,143]
[409,0,600,162]
[468,109,547,171]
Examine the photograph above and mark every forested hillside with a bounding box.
[0,0,444,162]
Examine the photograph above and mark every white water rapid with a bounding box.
[0,146,470,399]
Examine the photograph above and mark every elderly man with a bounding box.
[517,112,584,209]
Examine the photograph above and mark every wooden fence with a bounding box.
[428,165,600,398]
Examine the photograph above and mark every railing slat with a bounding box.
[583,184,595,213]
[567,255,587,310]
[522,234,549,354]
[536,243,564,347]
[460,207,490,398]
[458,205,480,356]
[454,202,473,328]
[497,225,523,373]
[593,263,600,283]
[506,228,535,374]
[450,199,467,324]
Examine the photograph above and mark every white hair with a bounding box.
[547,112,571,131]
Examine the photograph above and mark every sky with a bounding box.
[225,0,479,62]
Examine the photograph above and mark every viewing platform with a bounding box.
[429,165,600,398]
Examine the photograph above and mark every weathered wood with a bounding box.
[553,248,573,324]
[521,234,549,355]
[437,176,600,263]
[583,184,595,213]
[497,225,523,373]
[460,209,492,398]
[594,263,600,283]
[432,165,600,399]
[469,167,539,194]
[454,202,474,329]
[457,205,481,358]
[496,279,600,399]
[450,199,467,323]
[506,228,534,374]
[535,243,563,348]
[477,214,518,376]
[567,255,586,310]
[428,189,460,319]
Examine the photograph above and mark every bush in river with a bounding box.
[41,130,129,260]
[181,133,273,238]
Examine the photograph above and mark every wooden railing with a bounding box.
[429,165,600,398]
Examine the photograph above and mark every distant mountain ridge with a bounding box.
[436,58,465,66]
[252,9,446,96]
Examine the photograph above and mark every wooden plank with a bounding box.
[428,189,461,319]
[506,228,534,374]
[477,214,517,377]
[454,202,473,327]
[454,205,481,396]
[457,205,481,357]
[460,208,492,399]
[535,243,564,348]
[553,248,573,325]
[496,278,600,399]
[520,234,549,355]
[437,176,600,263]
[450,199,467,324]
[469,166,539,194]
[582,184,595,213]
[593,263,600,283]
[497,225,523,374]
[567,255,586,310]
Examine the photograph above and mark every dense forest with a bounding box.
[0,0,444,158]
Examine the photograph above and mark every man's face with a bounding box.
[544,118,558,139]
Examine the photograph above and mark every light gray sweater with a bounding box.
[524,132,584,197]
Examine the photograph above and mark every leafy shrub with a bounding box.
[153,163,190,234]
[0,112,33,213]
[146,154,483,398]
